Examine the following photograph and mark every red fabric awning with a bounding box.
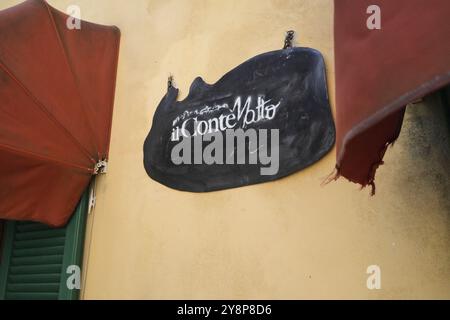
[0,0,120,226]
[334,0,450,193]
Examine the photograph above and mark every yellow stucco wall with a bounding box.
[2,0,449,299]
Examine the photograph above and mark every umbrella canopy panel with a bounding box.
[0,0,120,226]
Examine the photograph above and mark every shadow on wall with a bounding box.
[395,86,450,217]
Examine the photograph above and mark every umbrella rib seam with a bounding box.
[0,142,93,173]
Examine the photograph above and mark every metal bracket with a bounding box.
[93,160,108,175]
[88,186,96,215]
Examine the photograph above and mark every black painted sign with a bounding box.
[144,47,335,192]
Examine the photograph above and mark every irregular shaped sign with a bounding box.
[144,47,335,192]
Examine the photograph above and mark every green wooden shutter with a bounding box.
[0,189,89,300]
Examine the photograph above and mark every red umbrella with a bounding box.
[0,0,120,226]
[333,0,450,193]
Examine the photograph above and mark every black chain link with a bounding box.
[283,30,295,49]
[167,74,174,90]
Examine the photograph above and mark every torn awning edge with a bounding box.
[333,72,450,194]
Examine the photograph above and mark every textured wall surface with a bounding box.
[2,0,449,299]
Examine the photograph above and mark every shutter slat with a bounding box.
[16,222,39,226]
[15,229,66,241]
[16,223,56,233]
[5,292,59,300]
[7,283,59,293]
[11,255,63,266]
[10,264,63,275]
[13,237,66,249]
[8,273,61,284]
[13,246,65,258]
